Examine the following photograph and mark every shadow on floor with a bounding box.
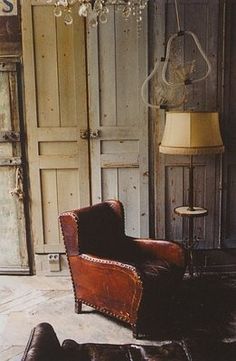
[138,275,236,341]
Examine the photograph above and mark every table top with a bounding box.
[174,206,208,217]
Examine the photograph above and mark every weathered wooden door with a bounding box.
[87,8,149,237]
[22,2,90,273]
[0,60,29,274]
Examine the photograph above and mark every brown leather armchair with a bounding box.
[59,200,186,337]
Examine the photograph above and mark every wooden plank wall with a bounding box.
[87,7,149,238]
[149,0,222,248]
[222,0,236,248]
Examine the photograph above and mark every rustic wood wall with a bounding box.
[222,0,236,248]
[149,0,224,249]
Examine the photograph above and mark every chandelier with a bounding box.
[44,0,149,26]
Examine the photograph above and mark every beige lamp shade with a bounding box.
[159,112,225,155]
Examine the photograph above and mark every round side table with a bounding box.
[174,206,208,277]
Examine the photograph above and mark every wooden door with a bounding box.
[149,0,221,248]
[22,2,90,273]
[87,8,149,238]
[0,60,29,274]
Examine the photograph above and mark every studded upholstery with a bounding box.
[59,200,186,337]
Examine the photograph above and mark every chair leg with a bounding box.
[75,299,82,314]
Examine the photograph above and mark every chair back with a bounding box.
[74,200,125,258]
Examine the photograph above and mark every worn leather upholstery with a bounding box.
[21,323,62,361]
[59,200,186,337]
[22,323,188,361]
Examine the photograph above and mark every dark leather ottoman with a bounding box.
[21,323,187,361]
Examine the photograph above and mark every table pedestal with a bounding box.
[174,206,208,277]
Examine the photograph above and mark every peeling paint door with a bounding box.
[22,2,90,274]
[0,60,29,274]
[87,9,149,238]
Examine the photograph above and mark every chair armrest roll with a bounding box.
[128,238,186,269]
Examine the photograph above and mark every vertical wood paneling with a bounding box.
[224,2,236,149]
[99,7,116,127]
[101,168,118,201]
[41,169,59,245]
[116,15,138,126]
[227,165,236,241]
[0,64,29,272]
[22,2,90,262]
[119,168,140,237]
[165,165,185,240]
[88,8,149,237]
[56,15,77,127]
[152,0,221,248]
[221,1,236,248]
[57,169,79,242]
[33,6,60,127]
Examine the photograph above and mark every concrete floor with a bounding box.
[0,275,160,361]
[1,275,236,361]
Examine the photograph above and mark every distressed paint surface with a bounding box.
[151,0,221,248]
[88,7,149,238]
[221,1,236,248]
[0,63,28,272]
[22,2,90,270]
[0,1,21,55]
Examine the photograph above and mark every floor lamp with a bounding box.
[159,112,224,276]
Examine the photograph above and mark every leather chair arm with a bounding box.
[127,238,186,269]
[59,212,79,256]
[69,254,143,325]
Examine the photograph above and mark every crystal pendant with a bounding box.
[54,6,62,17]
[57,0,68,6]
[89,17,98,27]
[122,5,132,18]
[78,3,92,17]
[102,6,109,14]
[99,12,108,24]
[94,0,103,13]
[64,12,73,25]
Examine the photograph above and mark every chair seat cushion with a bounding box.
[137,259,171,281]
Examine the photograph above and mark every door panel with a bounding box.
[87,8,149,238]
[0,61,29,274]
[22,2,90,273]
